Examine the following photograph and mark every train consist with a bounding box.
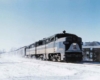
[9,31,83,62]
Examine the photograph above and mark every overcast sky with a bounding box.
[0,0,100,51]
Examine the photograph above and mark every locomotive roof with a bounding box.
[46,33,78,39]
[55,33,78,37]
[26,32,80,47]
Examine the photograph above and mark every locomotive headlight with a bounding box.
[73,43,77,49]
[73,43,77,45]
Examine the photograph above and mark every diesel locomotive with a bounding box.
[8,31,83,62]
[25,31,83,62]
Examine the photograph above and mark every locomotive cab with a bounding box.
[55,32,83,62]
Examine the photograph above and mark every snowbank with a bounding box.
[0,53,100,80]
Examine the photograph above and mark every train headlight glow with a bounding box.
[73,43,77,45]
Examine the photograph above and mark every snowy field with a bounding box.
[0,54,100,80]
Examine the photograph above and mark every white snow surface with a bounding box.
[0,54,100,80]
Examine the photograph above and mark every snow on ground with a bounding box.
[0,54,100,80]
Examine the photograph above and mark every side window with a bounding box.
[39,41,43,46]
[29,46,31,49]
[32,44,35,48]
[29,45,33,48]
[50,37,55,42]
[26,46,30,49]
[37,43,39,47]
[36,41,43,47]
[35,43,37,47]
[43,40,46,45]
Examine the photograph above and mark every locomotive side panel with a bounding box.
[54,37,65,61]
[46,42,55,54]
[29,48,35,55]
[26,49,30,56]
[36,45,45,54]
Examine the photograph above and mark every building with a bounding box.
[82,42,100,62]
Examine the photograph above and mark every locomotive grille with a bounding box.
[65,52,82,61]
